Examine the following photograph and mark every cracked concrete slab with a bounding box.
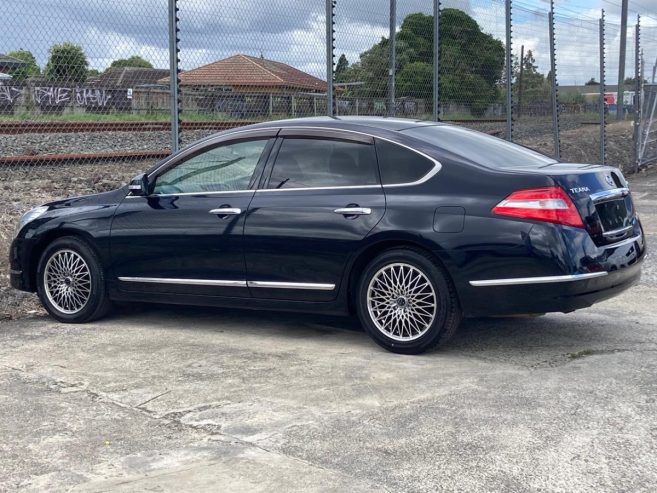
[0,169,656,492]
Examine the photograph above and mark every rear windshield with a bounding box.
[401,125,557,169]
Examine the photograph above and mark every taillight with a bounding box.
[492,187,584,228]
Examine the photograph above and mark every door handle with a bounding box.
[333,207,372,216]
[209,207,242,216]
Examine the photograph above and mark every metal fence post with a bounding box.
[388,0,396,117]
[548,2,560,160]
[168,0,181,152]
[634,15,641,171]
[617,0,629,120]
[517,44,524,119]
[326,0,335,117]
[599,10,606,165]
[505,0,513,141]
[432,0,440,121]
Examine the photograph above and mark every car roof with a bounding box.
[242,116,444,133]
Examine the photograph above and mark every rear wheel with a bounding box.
[36,236,111,323]
[357,248,461,354]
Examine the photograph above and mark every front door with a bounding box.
[243,131,386,302]
[111,135,274,297]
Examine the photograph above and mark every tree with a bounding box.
[44,42,89,83]
[5,49,40,83]
[335,54,349,83]
[108,55,153,71]
[515,50,549,104]
[338,9,505,115]
[585,78,600,85]
[87,68,101,77]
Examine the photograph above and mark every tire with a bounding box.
[36,236,112,323]
[356,248,461,354]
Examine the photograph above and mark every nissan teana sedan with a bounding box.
[9,117,645,353]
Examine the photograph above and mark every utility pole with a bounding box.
[617,0,629,120]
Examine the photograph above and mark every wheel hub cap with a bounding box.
[367,262,437,342]
[44,249,92,315]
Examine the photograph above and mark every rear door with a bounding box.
[243,128,386,301]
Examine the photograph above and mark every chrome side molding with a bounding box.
[469,272,608,287]
[118,277,247,287]
[247,281,335,290]
[118,277,335,291]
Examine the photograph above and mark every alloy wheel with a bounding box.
[44,249,92,314]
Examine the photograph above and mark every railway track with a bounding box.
[0,118,507,135]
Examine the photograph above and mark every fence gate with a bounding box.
[637,83,657,168]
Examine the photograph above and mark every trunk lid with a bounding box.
[512,163,637,246]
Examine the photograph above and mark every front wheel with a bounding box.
[357,248,461,354]
[36,236,112,323]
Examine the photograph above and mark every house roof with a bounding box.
[166,54,326,92]
[0,54,28,70]
[89,67,170,88]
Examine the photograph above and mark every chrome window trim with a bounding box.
[469,272,608,287]
[247,281,335,290]
[118,277,247,287]
[590,187,630,202]
[126,189,255,199]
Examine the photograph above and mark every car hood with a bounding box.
[44,186,129,210]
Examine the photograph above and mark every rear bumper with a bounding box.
[461,231,645,317]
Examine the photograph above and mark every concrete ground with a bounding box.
[1,171,656,492]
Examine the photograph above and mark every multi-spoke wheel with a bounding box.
[37,236,112,323]
[357,248,461,354]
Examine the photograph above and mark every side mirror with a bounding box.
[128,173,149,196]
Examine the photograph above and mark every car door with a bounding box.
[243,128,386,302]
[111,130,276,297]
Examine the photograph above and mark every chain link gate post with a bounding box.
[505,0,513,141]
[599,10,607,166]
[548,1,560,160]
[168,0,181,152]
[388,0,396,117]
[326,0,335,117]
[432,0,440,121]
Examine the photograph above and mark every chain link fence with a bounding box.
[1,1,656,176]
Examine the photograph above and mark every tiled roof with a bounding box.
[166,54,326,92]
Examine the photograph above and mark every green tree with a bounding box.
[5,49,40,83]
[44,42,89,83]
[515,50,549,104]
[585,77,600,85]
[87,68,101,77]
[335,54,349,83]
[108,55,153,71]
[339,9,505,115]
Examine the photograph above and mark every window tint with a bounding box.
[268,138,379,189]
[402,125,557,168]
[375,139,435,185]
[153,139,268,194]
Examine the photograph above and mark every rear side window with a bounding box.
[375,139,435,185]
[267,138,379,189]
[401,125,557,168]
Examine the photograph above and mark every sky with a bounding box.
[2,0,657,86]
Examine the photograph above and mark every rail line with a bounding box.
[0,118,506,135]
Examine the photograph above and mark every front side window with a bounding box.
[267,138,379,189]
[153,139,269,194]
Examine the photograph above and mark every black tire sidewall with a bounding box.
[36,237,108,323]
[357,249,452,354]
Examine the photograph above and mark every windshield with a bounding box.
[401,125,557,169]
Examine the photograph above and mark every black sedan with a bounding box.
[9,117,646,354]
